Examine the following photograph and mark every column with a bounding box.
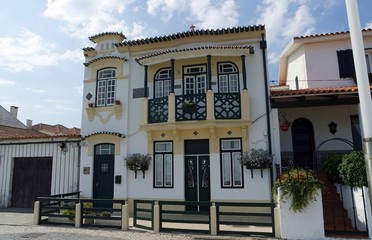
[170,59,175,93]
[144,65,148,97]
[241,55,247,90]
[207,55,212,90]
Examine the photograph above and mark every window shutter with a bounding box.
[337,49,356,78]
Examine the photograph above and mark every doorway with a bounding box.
[184,140,210,211]
[93,144,115,208]
[291,118,315,169]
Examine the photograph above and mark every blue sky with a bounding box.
[0,0,371,128]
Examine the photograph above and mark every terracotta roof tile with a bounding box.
[270,86,364,97]
[135,45,254,65]
[89,32,126,43]
[32,123,81,135]
[115,25,265,47]
[293,28,372,40]
[0,125,50,140]
[83,56,127,67]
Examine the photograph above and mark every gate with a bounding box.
[133,200,154,230]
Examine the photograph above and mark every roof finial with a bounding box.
[190,24,196,32]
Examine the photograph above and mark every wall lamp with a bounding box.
[328,121,337,134]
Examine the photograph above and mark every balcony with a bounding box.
[147,90,248,124]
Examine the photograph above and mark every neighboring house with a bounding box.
[32,123,81,136]
[271,29,372,168]
[79,25,276,207]
[0,107,81,208]
[0,105,26,128]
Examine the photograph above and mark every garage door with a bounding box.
[11,157,53,208]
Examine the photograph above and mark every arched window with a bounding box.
[154,68,171,98]
[96,68,116,106]
[217,62,239,93]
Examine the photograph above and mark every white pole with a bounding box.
[345,0,372,210]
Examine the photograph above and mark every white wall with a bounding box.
[279,105,358,152]
[0,141,80,207]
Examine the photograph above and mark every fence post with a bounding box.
[33,201,40,225]
[75,203,81,228]
[153,201,160,232]
[210,202,217,235]
[121,203,129,230]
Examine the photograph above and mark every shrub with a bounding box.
[338,151,367,187]
[321,153,344,183]
[124,153,151,171]
[273,168,324,212]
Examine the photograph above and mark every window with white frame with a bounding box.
[154,141,173,188]
[96,68,116,106]
[154,68,171,98]
[183,65,207,95]
[218,62,239,93]
[220,139,243,188]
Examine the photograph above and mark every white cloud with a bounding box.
[43,0,144,40]
[25,87,46,94]
[366,21,372,29]
[256,0,317,64]
[147,0,187,22]
[0,79,16,86]
[0,29,83,72]
[189,0,239,29]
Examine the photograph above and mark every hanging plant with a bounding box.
[240,148,273,169]
[124,153,151,178]
[273,168,324,212]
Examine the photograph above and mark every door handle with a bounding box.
[95,182,99,189]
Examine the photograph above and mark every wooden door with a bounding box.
[291,118,315,169]
[11,157,52,208]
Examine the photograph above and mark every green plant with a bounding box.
[338,151,367,187]
[321,153,344,183]
[124,153,151,171]
[240,148,273,168]
[273,168,324,212]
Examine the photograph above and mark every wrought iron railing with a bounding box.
[176,94,206,121]
[214,93,241,119]
[148,97,168,123]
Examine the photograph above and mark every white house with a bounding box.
[271,29,372,237]
[79,25,278,208]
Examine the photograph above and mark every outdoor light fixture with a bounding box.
[58,142,68,152]
[328,122,337,134]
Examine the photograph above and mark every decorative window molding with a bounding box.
[220,138,243,188]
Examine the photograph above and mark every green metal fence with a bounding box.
[215,202,275,237]
[133,200,154,230]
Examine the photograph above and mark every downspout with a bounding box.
[260,33,272,155]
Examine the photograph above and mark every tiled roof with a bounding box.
[83,56,127,67]
[135,45,254,64]
[270,86,364,97]
[0,125,56,140]
[293,28,372,40]
[115,25,265,47]
[32,123,81,135]
[82,131,125,140]
[89,32,126,43]
[82,47,95,52]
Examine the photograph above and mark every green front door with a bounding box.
[184,140,210,211]
[93,144,115,208]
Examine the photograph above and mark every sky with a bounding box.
[0,0,371,129]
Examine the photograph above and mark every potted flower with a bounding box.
[273,168,324,212]
[124,153,151,178]
[114,100,121,105]
[240,148,273,169]
[182,100,197,114]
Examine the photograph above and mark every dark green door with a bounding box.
[93,144,115,208]
[185,140,210,211]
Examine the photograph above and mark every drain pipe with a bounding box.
[260,33,272,155]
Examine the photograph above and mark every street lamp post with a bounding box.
[345,0,372,209]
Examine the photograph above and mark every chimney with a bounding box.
[10,106,18,118]
[26,119,33,129]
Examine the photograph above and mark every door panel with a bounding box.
[93,155,114,208]
[11,157,52,208]
[184,140,210,211]
[291,118,315,169]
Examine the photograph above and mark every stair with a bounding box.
[319,174,356,232]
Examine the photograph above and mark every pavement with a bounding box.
[0,208,271,240]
